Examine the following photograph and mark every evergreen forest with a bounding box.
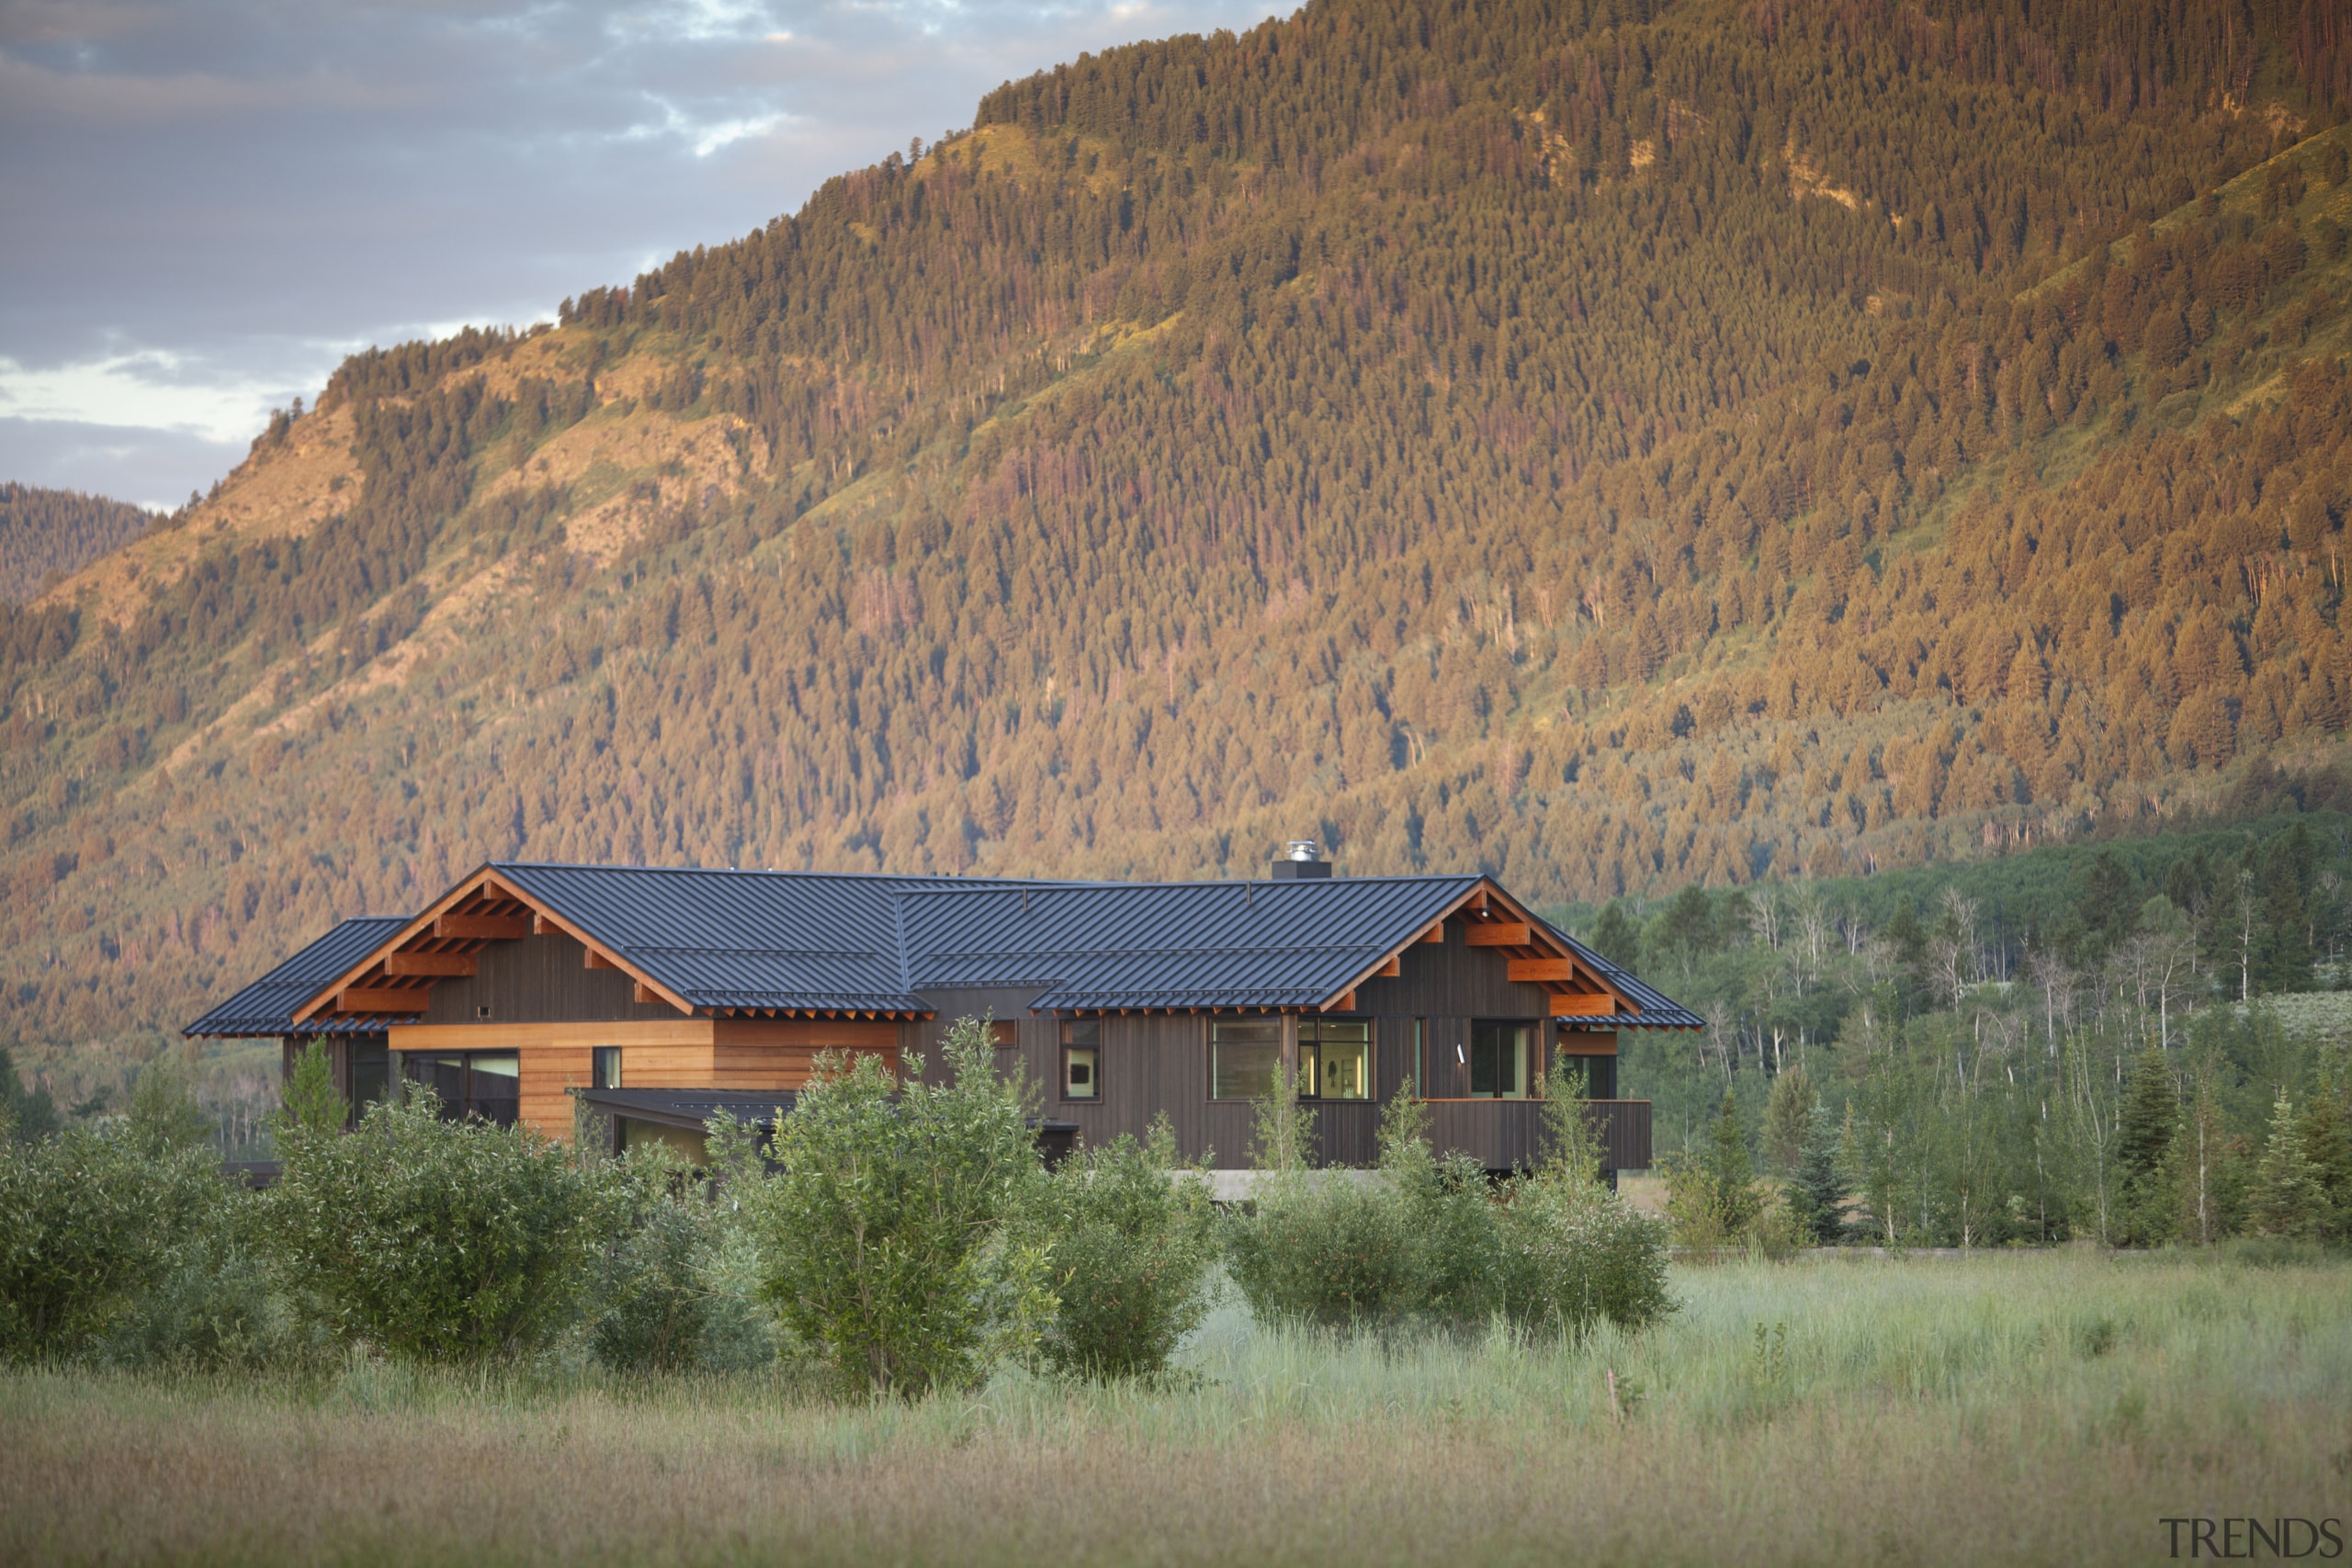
[0,486,156,605]
[5,0,2352,1113]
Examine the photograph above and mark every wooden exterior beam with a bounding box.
[334,986,427,1014]
[1549,993,1619,1016]
[382,952,478,978]
[585,949,621,970]
[1417,922,1446,944]
[1507,958,1577,984]
[632,981,659,1005]
[1322,988,1358,1013]
[1464,922,1532,947]
[1374,954,1402,977]
[435,913,531,941]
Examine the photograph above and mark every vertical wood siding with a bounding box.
[902,919,1641,1171]
[420,931,685,1024]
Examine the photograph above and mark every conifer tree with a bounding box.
[1762,1065,1813,1177]
[1703,1089,1761,1239]
[1787,1102,1850,1247]
[1587,901,1643,972]
[2295,1069,2350,1245]
[2250,1092,2326,1241]
[2114,1045,2178,1247]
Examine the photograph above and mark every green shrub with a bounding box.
[587,1147,717,1373]
[1226,1171,1423,1329]
[742,1020,1053,1396]
[1492,1172,1678,1336]
[0,1075,231,1362]
[103,1221,300,1370]
[1229,1083,1675,1341]
[264,1092,608,1363]
[1227,1096,1496,1333]
[1038,1117,1219,1382]
[1226,1095,1427,1332]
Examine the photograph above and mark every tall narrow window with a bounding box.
[1210,1017,1282,1100]
[1469,1022,1532,1100]
[593,1046,622,1090]
[1060,1019,1100,1101]
[347,1042,390,1126]
[1296,1019,1371,1100]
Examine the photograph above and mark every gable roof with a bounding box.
[183,917,412,1038]
[261,861,1701,1030]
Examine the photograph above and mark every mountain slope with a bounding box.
[3,0,2351,1070]
[0,485,156,604]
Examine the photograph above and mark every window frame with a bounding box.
[1207,1014,1284,1101]
[1467,1019,1539,1101]
[592,1046,623,1090]
[1295,1017,1374,1102]
[1059,1018,1102,1103]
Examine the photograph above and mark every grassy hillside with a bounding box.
[4,0,2352,1069]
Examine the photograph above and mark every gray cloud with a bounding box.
[2,0,1285,507]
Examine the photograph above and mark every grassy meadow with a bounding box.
[5,1251,2347,1567]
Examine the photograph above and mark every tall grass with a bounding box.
[4,1253,2346,1566]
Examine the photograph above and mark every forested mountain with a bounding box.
[0,486,155,604]
[4,0,2352,1077]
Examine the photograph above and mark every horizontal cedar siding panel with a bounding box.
[519,1045,594,1139]
[613,1045,720,1080]
[714,1019,898,1050]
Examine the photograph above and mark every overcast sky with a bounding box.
[1,0,1285,510]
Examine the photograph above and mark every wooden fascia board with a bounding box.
[291,863,505,1024]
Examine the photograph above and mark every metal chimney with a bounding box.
[1270,840,1331,879]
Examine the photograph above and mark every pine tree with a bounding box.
[2114,1044,2178,1247]
[1787,1102,1850,1246]
[1703,1089,1761,1239]
[2250,1092,2326,1241]
[1762,1065,1813,1176]
[2296,1071,2350,1245]
[1587,900,1643,972]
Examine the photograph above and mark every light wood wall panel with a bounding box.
[519,1046,594,1138]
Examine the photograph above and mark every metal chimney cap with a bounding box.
[1286,840,1321,862]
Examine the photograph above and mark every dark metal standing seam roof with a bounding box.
[898,875,1488,1011]
[191,864,1704,1032]
[487,863,1066,1014]
[183,917,412,1038]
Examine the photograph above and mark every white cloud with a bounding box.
[0,350,300,445]
[1,0,1299,502]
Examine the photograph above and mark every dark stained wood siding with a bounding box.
[418,932,687,1025]
[902,919,1642,1171]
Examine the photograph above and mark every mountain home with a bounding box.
[186,847,1697,1176]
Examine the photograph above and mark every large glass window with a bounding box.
[1061,1019,1100,1101]
[401,1051,521,1126]
[1297,1020,1371,1100]
[1210,1018,1282,1100]
[347,1042,391,1125]
[1469,1022,1532,1100]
